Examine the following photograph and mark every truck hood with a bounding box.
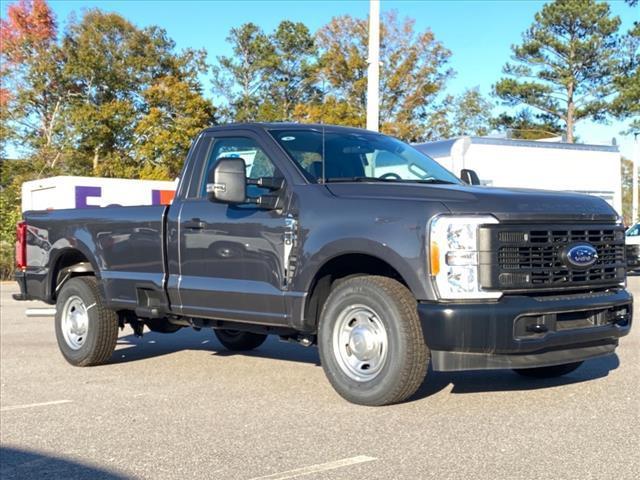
[325,183,618,223]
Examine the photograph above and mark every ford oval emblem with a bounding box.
[563,244,598,269]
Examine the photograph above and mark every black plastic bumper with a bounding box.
[418,289,632,371]
[13,269,50,302]
[12,270,31,301]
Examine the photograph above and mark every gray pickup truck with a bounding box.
[14,123,632,405]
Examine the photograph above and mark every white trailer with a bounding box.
[414,137,622,214]
[21,176,177,212]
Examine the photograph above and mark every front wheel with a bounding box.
[513,361,583,378]
[55,277,119,367]
[318,276,429,406]
[214,329,267,351]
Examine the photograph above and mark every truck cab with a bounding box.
[14,123,633,406]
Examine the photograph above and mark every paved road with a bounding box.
[1,280,638,480]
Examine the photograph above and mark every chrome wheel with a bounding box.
[61,295,89,350]
[332,304,388,382]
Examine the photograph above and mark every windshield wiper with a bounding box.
[323,177,398,183]
[411,179,458,185]
[323,177,458,185]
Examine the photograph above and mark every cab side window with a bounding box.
[200,137,278,197]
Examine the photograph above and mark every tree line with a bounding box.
[0,0,638,277]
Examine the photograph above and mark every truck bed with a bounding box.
[23,205,168,309]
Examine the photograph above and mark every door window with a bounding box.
[200,137,278,197]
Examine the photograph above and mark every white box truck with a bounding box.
[414,137,622,213]
[21,176,177,212]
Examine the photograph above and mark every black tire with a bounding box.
[214,329,267,351]
[55,277,119,367]
[513,361,583,378]
[318,276,429,406]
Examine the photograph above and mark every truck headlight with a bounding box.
[429,215,502,300]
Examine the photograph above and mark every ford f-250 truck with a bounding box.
[14,123,632,406]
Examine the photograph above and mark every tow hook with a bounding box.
[615,312,630,326]
[526,324,549,334]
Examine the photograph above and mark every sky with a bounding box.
[3,0,639,158]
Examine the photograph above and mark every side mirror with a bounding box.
[460,169,480,186]
[206,157,247,204]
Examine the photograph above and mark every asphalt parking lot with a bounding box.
[1,280,639,480]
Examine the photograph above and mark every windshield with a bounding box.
[270,128,461,185]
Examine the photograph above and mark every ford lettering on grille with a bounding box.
[564,244,598,269]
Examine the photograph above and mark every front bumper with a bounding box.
[418,289,632,371]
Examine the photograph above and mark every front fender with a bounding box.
[294,237,429,300]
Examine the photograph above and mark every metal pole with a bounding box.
[366,0,380,132]
[633,133,639,223]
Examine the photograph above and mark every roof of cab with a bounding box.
[203,122,378,135]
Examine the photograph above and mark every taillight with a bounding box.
[15,221,27,270]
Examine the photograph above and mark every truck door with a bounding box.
[172,132,290,325]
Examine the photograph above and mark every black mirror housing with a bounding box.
[460,169,481,186]
[207,157,247,204]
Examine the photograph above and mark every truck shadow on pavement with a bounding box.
[0,446,127,480]
[111,329,321,366]
[111,328,619,403]
[412,354,620,400]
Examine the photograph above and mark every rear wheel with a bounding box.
[318,276,429,406]
[214,329,267,351]
[513,361,583,378]
[55,277,119,366]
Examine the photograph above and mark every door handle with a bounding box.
[184,218,205,230]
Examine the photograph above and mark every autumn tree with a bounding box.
[0,0,65,163]
[419,102,452,141]
[0,1,216,277]
[2,3,215,175]
[494,0,624,143]
[61,10,215,175]
[450,88,493,137]
[134,74,215,177]
[311,14,368,121]
[295,11,452,141]
[417,88,494,141]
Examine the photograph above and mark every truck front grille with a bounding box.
[480,225,626,291]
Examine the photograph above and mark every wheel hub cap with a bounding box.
[333,305,388,382]
[348,325,379,360]
[61,295,89,350]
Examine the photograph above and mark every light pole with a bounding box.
[366,0,380,132]
[633,132,639,223]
